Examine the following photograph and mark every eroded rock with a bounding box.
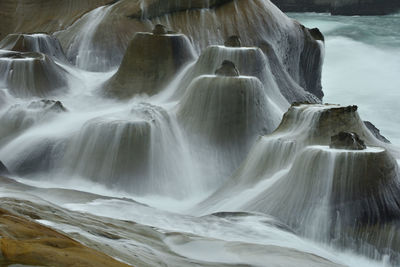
[330,132,366,150]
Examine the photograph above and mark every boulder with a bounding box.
[224,35,242,47]
[215,60,240,77]
[152,24,168,35]
[330,132,366,150]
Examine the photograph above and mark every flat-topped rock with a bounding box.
[103,31,195,98]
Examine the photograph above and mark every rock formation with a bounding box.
[0,33,68,62]
[0,0,109,40]
[0,51,68,97]
[272,0,400,15]
[103,26,195,98]
[54,0,324,101]
[330,132,367,150]
[0,208,131,267]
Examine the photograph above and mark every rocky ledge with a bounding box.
[0,208,131,267]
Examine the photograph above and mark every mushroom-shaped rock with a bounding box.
[103,31,195,98]
[178,75,281,153]
[215,60,240,77]
[0,51,68,98]
[330,132,366,150]
[0,33,68,62]
[152,24,168,35]
[224,35,242,47]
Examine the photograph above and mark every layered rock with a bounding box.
[272,0,400,15]
[0,51,68,97]
[0,33,68,62]
[103,27,195,98]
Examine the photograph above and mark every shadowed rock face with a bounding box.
[0,33,68,62]
[0,161,9,175]
[103,29,195,98]
[224,35,242,47]
[0,0,109,40]
[272,0,400,15]
[330,132,366,150]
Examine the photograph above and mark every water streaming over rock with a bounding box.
[0,1,399,267]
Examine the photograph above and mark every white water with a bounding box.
[289,13,400,145]
[0,4,399,267]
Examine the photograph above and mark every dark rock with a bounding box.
[27,99,67,112]
[308,28,324,42]
[152,24,168,35]
[215,60,240,77]
[364,121,391,143]
[272,0,400,16]
[224,35,241,47]
[330,132,366,150]
[0,161,10,175]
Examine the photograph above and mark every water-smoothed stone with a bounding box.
[215,60,240,77]
[103,29,195,98]
[330,132,366,150]
[0,33,68,62]
[0,52,68,98]
[0,208,130,267]
[224,35,242,47]
[152,24,168,35]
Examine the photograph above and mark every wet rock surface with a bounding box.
[224,35,242,47]
[0,161,9,175]
[330,132,367,150]
[215,60,240,77]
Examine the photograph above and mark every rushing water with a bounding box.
[288,13,400,145]
[0,3,400,267]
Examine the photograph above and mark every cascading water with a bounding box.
[0,1,399,267]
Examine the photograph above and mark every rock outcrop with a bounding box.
[272,0,400,15]
[0,208,131,267]
[103,26,195,98]
[224,35,242,47]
